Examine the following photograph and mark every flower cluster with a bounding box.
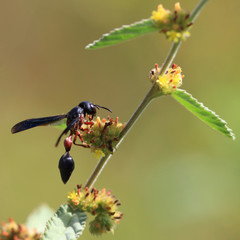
[68,185,123,235]
[0,218,41,240]
[151,2,192,42]
[57,116,124,183]
[150,63,184,94]
[82,117,125,158]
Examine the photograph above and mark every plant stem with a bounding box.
[160,41,182,75]
[85,84,157,188]
[84,0,209,189]
[84,153,112,188]
[85,42,178,188]
[188,0,209,23]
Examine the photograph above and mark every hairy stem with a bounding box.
[84,153,112,188]
[85,0,209,189]
[160,41,182,75]
[188,0,209,23]
[85,84,157,188]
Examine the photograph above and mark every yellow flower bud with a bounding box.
[151,4,171,22]
[174,2,181,12]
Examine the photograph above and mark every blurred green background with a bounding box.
[1,0,240,239]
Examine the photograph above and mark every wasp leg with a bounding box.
[73,131,90,148]
[84,121,94,126]
[102,121,114,152]
[80,123,93,134]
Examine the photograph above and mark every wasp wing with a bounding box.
[11,115,67,134]
[55,117,79,147]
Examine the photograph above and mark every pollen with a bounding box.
[150,3,192,42]
[174,2,181,12]
[149,64,161,83]
[151,4,170,22]
[156,64,183,94]
[96,117,102,127]
[68,186,123,236]
[93,149,105,159]
[81,117,125,157]
[0,218,41,240]
[166,30,182,42]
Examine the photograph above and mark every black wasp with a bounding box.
[11,101,112,184]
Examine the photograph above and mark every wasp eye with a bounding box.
[89,104,96,115]
[79,101,97,115]
[58,152,75,184]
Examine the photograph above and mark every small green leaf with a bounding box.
[25,204,55,233]
[43,204,87,240]
[172,89,235,140]
[86,19,157,49]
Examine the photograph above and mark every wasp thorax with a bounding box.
[67,106,83,123]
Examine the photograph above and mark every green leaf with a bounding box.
[171,89,235,140]
[25,204,55,233]
[86,19,157,49]
[43,204,87,240]
[50,118,67,130]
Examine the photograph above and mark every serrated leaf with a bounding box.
[171,89,235,140]
[43,204,87,240]
[86,19,157,49]
[25,204,55,233]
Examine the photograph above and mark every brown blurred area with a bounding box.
[0,0,240,239]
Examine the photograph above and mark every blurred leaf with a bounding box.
[50,119,66,130]
[43,204,87,240]
[172,89,235,140]
[25,204,55,233]
[86,19,157,49]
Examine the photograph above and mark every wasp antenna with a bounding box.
[95,104,112,113]
[101,106,112,113]
[94,104,100,110]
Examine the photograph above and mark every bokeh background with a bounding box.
[1,0,240,239]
